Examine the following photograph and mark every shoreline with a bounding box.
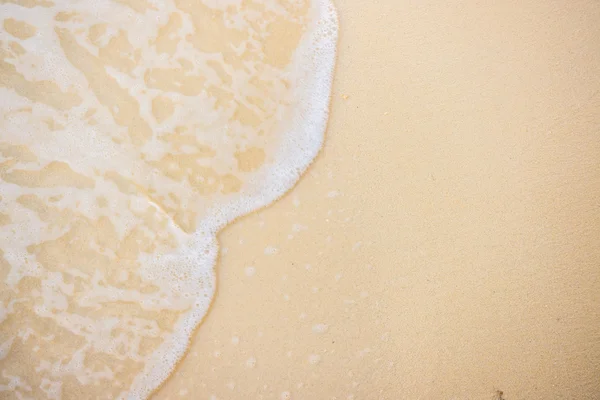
[154,0,600,398]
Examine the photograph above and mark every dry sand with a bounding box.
[153,0,600,399]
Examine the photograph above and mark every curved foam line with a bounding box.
[127,1,338,398]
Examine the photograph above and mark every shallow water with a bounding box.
[0,0,337,398]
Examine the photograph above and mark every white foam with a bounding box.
[0,0,338,398]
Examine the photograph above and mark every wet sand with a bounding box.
[152,0,600,399]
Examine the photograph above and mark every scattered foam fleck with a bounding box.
[292,223,308,232]
[308,354,321,365]
[264,246,279,255]
[358,348,372,358]
[245,357,257,369]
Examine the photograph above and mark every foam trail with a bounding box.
[132,1,338,397]
[0,0,337,398]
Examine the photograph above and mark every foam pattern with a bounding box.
[0,0,337,398]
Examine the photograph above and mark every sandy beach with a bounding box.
[1,0,599,399]
[152,1,600,399]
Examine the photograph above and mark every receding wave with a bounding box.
[0,0,337,398]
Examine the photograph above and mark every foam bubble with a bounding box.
[245,356,257,368]
[264,245,279,255]
[308,354,322,365]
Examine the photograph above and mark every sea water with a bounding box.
[0,0,337,398]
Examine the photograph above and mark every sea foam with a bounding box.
[0,0,337,398]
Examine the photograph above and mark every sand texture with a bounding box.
[1,0,600,399]
[154,1,600,399]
